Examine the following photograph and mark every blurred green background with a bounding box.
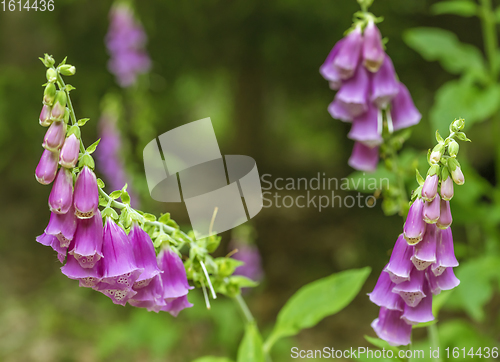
[0,0,499,361]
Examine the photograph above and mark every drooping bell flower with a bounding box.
[348,104,383,147]
[159,295,193,317]
[230,240,264,283]
[157,248,193,300]
[332,65,369,119]
[403,198,426,245]
[62,240,103,288]
[384,234,414,284]
[35,149,59,185]
[427,267,460,295]
[368,270,404,311]
[45,205,78,248]
[129,223,161,289]
[59,134,80,168]
[320,38,345,90]
[43,120,67,151]
[328,98,353,123]
[431,227,458,276]
[69,210,104,268]
[48,167,73,214]
[401,280,434,325]
[392,268,426,307]
[74,166,99,219]
[96,218,143,305]
[128,275,166,311]
[39,105,52,127]
[371,308,412,346]
[363,21,385,73]
[333,26,363,80]
[411,224,437,271]
[348,142,379,172]
[370,56,399,109]
[449,159,465,185]
[437,199,453,229]
[36,233,67,263]
[423,194,440,224]
[421,175,438,202]
[390,82,421,132]
[440,176,454,201]
[50,91,67,121]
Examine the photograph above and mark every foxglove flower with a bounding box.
[371,308,412,346]
[320,38,345,89]
[392,268,426,307]
[48,167,73,214]
[450,163,465,185]
[411,224,437,271]
[332,65,369,119]
[62,240,102,288]
[328,98,354,123]
[128,275,166,311]
[333,26,363,79]
[69,211,104,268]
[50,91,67,121]
[35,149,59,185]
[59,134,80,168]
[129,223,161,288]
[363,21,385,72]
[159,295,193,317]
[39,105,52,127]
[437,199,452,229]
[401,281,434,325]
[422,194,440,224]
[348,142,379,172]
[403,198,426,245]
[231,241,264,283]
[74,166,99,219]
[384,234,414,284]
[421,175,438,202]
[36,233,67,263]
[440,176,454,201]
[157,248,193,300]
[431,227,458,276]
[43,120,67,151]
[348,104,383,147]
[390,83,421,132]
[368,270,404,311]
[45,205,78,248]
[370,56,398,109]
[427,267,460,295]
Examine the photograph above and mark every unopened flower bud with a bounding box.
[363,21,385,73]
[49,167,74,214]
[43,83,57,106]
[35,149,59,185]
[43,120,67,151]
[39,105,52,127]
[74,166,99,219]
[430,144,445,164]
[423,194,441,224]
[451,119,465,132]
[64,108,70,124]
[50,91,67,120]
[448,158,464,185]
[59,64,76,76]
[403,198,426,245]
[440,175,454,201]
[46,68,57,83]
[59,134,80,168]
[422,174,439,202]
[437,199,453,229]
[448,140,459,157]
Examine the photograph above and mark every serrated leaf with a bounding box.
[237,323,264,362]
[86,139,100,154]
[109,190,122,200]
[431,1,477,17]
[78,118,90,126]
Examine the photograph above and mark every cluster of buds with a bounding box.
[320,8,421,172]
[368,119,468,346]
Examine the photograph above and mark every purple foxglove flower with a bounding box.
[157,248,193,300]
[36,233,67,263]
[348,142,379,172]
[437,199,453,229]
[368,270,404,311]
[363,21,385,73]
[45,205,78,248]
[159,295,193,317]
[231,241,264,283]
[50,92,67,121]
[74,166,99,219]
[59,134,80,169]
[371,307,412,346]
[392,268,426,307]
[69,211,104,269]
[427,267,460,294]
[384,234,415,284]
[320,38,345,89]
[451,166,465,185]
[128,275,166,311]
[348,104,383,147]
[440,176,454,201]
[39,105,52,127]
[431,227,458,276]
[129,223,161,289]
[328,98,353,122]
[43,120,67,151]
[411,224,437,271]
[423,194,440,224]
[390,83,421,131]
[35,149,59,185]
[97,218,143,294]
[333,26,363,80]
[421,175,438,202]
[48,167,74,214]
[334,65,369,118]
[403,198,426,245]
[370,56,399,109]
[61,239,102,288]
[401,280,434,325]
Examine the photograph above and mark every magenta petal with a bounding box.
[45,205,78,248]
[36,233,68,263]
[160,295,193,317]
[129,223,161,288]
[335,65,370,118]
[370,56,399,109]
[403,198,426,245]
[363,21,385,72]
[423,194,441,224]
[43,120,67,151]
[431,227,458,276]
[69,210,104,268]
[59,134,80,168]
[427,267,460,294]
[348,142,379,172]
[368,270,404,311]
[129,275,166,311]
[384,234,414,284]
[48,167,74,214]
[411,224,437,271]
[328,98,353,122]
[74,166,99,219]
[437,199,453,229]
[422,175,438,202]
[348,104,383,147]
[35,149,59,185]
[320,38,345,84]
[100,288,137,306]
[392,268,426,307]
[61,252,102,288]
[391,82,421,131]
[334,27,363,79]
[440,176,454,201]
[371,308,412,346]
[401,280,434,325]
[158,248,193,299]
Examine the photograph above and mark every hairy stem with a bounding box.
[235,293,255,324]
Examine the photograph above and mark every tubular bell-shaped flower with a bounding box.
[437,199,453,229]
[370,56,399,109]
[333,65,369,119]
[59,134,80,168]
[371,308,412,346]
[45,205,78,248]
[129,223,161,288]
[74,166,99,219]
[157,248,193,300]
[411,224,437,271]
[422,194,441,224]
[368,269,404,311]
[390,82,421,132]
[48,167,73,214]
[421,174,439,202]
[159,295,194,317]
[320,38,345,89]
[128,275,166,311]
[69,210,104,268]
[333,26,363,79]
[40,105,52,127]
[401,281,434,325]
[36,232,67,263]
[348,142,379,172]
[403,198,426,245]
[35,149,59,185]
[384,234,414,284]
[431,227,458,276]
[43,120,67,151]
[62,241,103,288]
[440,176,454,201]
[427,267,460,294]
[392,268,426,307]
[348,104,383,147]
[363,20,385,72]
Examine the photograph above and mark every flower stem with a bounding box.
[234,293,255,324]
[428,323,442,362]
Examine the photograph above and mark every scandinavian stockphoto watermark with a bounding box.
[143,118,263,239]
[261,173,389,211]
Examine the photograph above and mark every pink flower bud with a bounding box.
[50,91,67,120]
[333,27,363,80]
[74,166,99,219]
[363,21,385,73]
[39,105,52,127]
[440,176,454,201]
[43,121,67,151]
[35,149,59,185]
[421,175,438,202]
[437,199,453,229]
[59,134,80,168]
[451,166,465,185]
[423,194,440,224]
[48,167,74,214]
[403,198,426,245]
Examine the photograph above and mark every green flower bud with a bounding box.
[43,83,57,106]
[430,144,445,164]
[63,108,70,124]
[59,64,76,76]
[451,119,465,133]
[50,91,67,120]
[448,140,459,157]
[46,68,57,83]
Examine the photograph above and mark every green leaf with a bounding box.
[86,139,101,154]
[264,267,371,352]
[192,357,234,362]
[430,79,500,135]
[97,178,105,188]
[229,275,258,288]
[65,84,76,92]
[109,190,122,200]
[431,1,477,17]
[403,27,486,79]
[143,213,157,222]
[159,213,171,224]
[237,323,264,362]
[121,191,131,205]
[78,118,90,126]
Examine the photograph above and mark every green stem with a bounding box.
[428,323,442,362]
[234,293,255,324]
